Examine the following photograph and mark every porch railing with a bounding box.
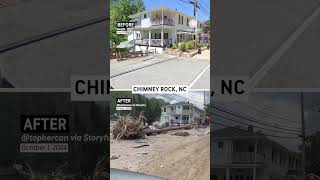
[134,39,172,47]
[232,152,265,163]
[151,19,174,26]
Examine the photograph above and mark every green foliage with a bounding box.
[110,92,169,124]
[178,40,195,51]
[186,40,195,49]
[110,0,145,45]
[306,132,320,175]
[171,43,178,49]
[202,19,210,34]
[178,42,187,52]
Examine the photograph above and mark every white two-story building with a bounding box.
[127,6,202,53]
[160,102,205,125]
[212,127,302,180]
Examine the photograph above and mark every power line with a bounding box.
[0,16,108,53]
[246,102,300,125]
[158,93,302,134]
[235,102,301,129]
[210,103,302,133]
[176,0,210,18]
[170,94,301,132]
[253,103,300,124]
[211,121,299,139]
[197,2,210,17]
[199,0,210,9]
[212,112,301,136]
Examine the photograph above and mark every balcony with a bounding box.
[232,152,265,163]
[151,19,174,26]
[136,18,174,28]
[182,110,191,114]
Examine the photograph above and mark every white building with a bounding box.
[127,6,202,53]
[160,102,205,125]
[212,127,302,180]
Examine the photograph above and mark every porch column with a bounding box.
[254,140,257,162]
[226,168,230,180]
[161,8,164,25]
[253,167,256,180]
[133,30,136,52]
[161,28,164,47]
[161,8,164,47]
[148,29,151,47]
[174,12,177,43]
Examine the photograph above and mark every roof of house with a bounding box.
[129,6,198,20]
[212,126,264,138]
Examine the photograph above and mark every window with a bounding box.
[164,33,168,39]
[178,14,180,24]
[163,108,166,112]
[183,106,189,110]
[272,146,275,163]
[144,14,147,18]
[187,18,189,25]
[182,15,184,25]
[248,145,254,152]
[175,116,178,120]
[218,141,224,148]
[178,106,180,109]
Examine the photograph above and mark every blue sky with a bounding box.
[144,0,210,22]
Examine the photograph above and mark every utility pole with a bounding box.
[300,92,306,180]
[203,90,206,106]
[194,0,198,44]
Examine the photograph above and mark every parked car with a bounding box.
[307,173,320,180]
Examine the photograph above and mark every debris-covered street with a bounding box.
[110,124,210,180]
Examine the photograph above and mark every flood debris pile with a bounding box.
[112,112,193,140]
[112,113,146,140]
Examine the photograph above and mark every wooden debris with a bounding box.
[110,154,120,160]
[173,132,190,136]
[112,112,146,140]
[133,144,149,148]
[142,125,191,136]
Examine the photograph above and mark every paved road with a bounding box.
[256,12,320,89]
[0,0,108,88]
[213,0,320,89]
[111,55,210,90]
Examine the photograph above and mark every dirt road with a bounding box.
[110,127,210,180]
[141,134,210,180]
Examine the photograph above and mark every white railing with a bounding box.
[232,152,265,163]
[151,19,174,26]
[134,39,172,47]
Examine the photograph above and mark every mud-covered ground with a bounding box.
[110,126,210,180]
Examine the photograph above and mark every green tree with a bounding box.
[202,19,210,34]
[306,132,320,175]
[110,0,145,45]
[110,92,168,124]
